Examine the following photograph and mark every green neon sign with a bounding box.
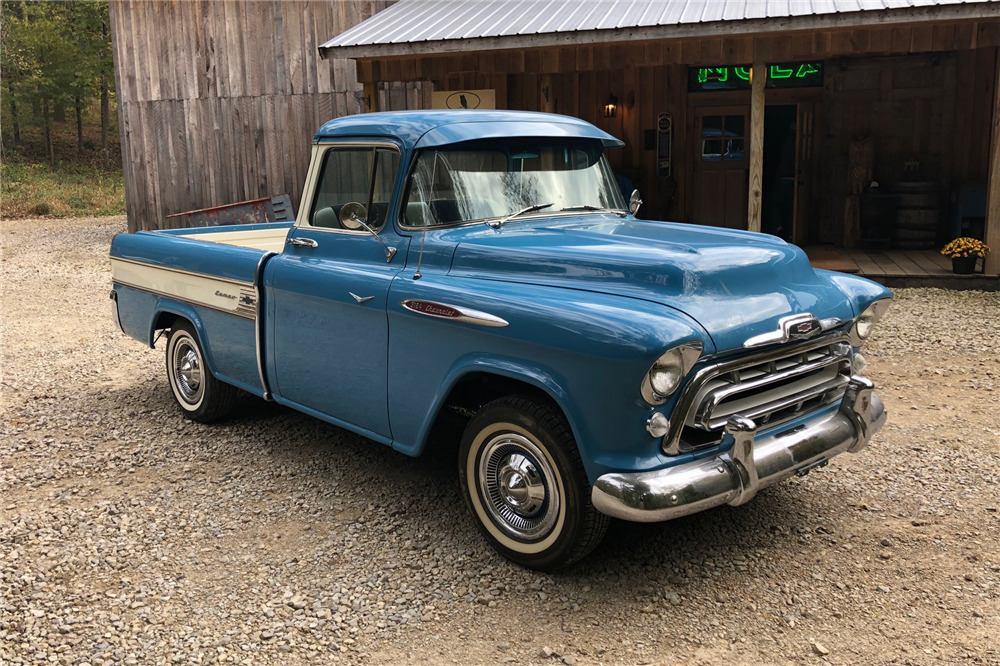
[688,62,824,91]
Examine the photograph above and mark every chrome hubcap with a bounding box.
[479,433,559,541]
[497,454,545,516]
[174,340,203,404]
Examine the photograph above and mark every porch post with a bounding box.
[986,51,1000,275]
[747,55,767,233]
[363,82,380,113]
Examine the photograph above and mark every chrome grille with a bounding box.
[665,336,853,454]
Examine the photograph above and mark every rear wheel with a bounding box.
[165,322,237,423]
[458,396,609,570]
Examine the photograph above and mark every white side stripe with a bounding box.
[111,258,257,319]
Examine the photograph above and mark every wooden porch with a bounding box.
[803,246,999,290]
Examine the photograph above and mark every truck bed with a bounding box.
[110,222,294,398]
[169,222,292,253]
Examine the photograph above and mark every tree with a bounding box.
[1,1,114,166]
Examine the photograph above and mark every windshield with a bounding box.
[402,139,626,227]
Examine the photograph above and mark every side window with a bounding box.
[310,146,400,231]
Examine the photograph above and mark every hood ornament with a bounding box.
[744,313,823,348]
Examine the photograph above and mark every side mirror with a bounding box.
[339,201,368,230]
[629,189,643,216]
[339,200,397,263]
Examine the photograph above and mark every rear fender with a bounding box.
[146,298,219,374]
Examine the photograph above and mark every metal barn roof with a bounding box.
[320,0,999,59]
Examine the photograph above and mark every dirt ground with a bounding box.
[2,216,998,666]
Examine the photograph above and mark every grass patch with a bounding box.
[1,104,125,220]
[1,156,126,219]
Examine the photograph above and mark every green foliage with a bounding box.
[1,1,122,218]
[1,1,114,151]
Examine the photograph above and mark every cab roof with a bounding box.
[313,110,624,149]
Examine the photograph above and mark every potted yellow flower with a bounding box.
[941,237,990,274]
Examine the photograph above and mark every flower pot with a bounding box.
[951,256,978,274]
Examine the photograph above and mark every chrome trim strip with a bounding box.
[112,279,256,320]
[111,257,254,289]
[253,251,276,401]
[399,299,509,327]
[592,376,886,522]
[662,333,850,455]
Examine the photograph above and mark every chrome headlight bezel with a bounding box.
[641,342,704,405]
[850,298,892,346]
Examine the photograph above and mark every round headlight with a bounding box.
[649,351,685,397]
[641,342,703,405]
[851,299,891,345]
[855,311,877,340]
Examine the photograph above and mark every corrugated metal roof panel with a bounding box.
[321,0,998,51]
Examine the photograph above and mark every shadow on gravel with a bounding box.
[93,377,838,582]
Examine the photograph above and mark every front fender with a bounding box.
[386,274,713,483]
[818,270,894,317]
[399,353,580,458]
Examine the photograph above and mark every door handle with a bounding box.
[286,237,318,248]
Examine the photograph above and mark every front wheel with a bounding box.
[458,396,609,570]
[165,322,238,423]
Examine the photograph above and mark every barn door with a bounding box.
[693,106,749,229]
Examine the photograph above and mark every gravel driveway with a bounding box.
[2,216,998,666]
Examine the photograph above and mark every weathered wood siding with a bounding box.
[110,0,429,232]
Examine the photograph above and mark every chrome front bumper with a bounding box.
[591,376,887,522]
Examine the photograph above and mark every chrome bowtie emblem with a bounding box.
[743,313,823,348]
[789,320,819,338]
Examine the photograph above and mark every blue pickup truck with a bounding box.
[111,110,890,569]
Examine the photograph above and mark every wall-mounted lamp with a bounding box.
[604,94,618,118]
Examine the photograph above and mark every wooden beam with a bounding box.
[363,81,379,112]
[986,49,1000,275]
[747,57,767,233]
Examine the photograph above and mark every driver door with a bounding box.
[265,144,406,439]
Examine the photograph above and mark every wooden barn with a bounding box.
[108,0,428,233]
[110,0,1000,280]
[321,0,1000,279]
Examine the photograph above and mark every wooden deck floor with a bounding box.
[802,246,997,290]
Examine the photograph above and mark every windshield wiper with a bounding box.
[486,203,553,229]
[560,205,627,216]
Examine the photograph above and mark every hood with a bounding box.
[447,216,857,353]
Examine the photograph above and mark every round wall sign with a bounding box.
[446,92,482,109]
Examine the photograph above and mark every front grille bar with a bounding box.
[661,334,851,456]
[699,374,850,430]
[693,346,850,427]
